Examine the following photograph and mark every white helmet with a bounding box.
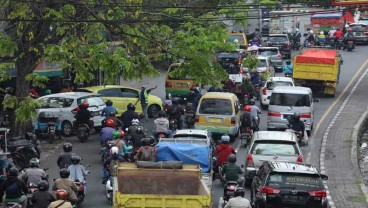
[132,119,139,125]
[221,134,230,143]
[110,146,119,155]
[296,28,299,32]
[234,39,239,44]
[320,31,324,35]
[310,30,314,34]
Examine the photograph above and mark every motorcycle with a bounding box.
[223,181,239,206]
[77,123,90,143]
[292,39,301,50]
[169,118,178,132]
[240,126,253,147]
[105,177,114,205]
[184,102,195,128]
[34,115,61,144]
[26,183,38,208]
[75,179,86,203]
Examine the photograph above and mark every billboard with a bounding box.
[332,0,368,5]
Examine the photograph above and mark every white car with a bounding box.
[241,55,275,77]
[260,77,294,109]
[36,92,106,137]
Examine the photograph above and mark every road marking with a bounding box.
[306,59,368,163]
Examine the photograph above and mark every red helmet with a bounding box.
[118,130,125,138]
[79,102,89,108]
[347,28,353,32]
[105,118,115,128]
[243,105,251,112]
[55,189,68,200]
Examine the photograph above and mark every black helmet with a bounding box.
[63,142,72,152]
[148,135,156,144]
[37,181,49,191]
[249,99,255,105]
[286,60,291,65]
[106,100,113,106]
[293,112,300,120]
[141,138,151,146]
[30,158,40,168]
[127,103,135,111]
[158,111,166,118]
[60,168,70,178]
[235,187,245,197]
[172,98,179,105]
[8,167,18,177]
[71,155,81,165]
[228,154,237,163]
[25,132,35,140]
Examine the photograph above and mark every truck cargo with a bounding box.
[293,48,342,96]
[113,162,212,208]
[310,13,344,34]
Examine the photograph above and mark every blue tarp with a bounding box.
[311,13,342,19]
[156,142,211,173]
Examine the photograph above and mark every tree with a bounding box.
[0,0,248,136]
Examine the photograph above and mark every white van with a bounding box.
[266,86,315,135]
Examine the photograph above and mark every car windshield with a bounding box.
[267,81,293,90]
[198,98,232,115]
[270,93,310,107]
[251,141,298,156]
[259,49,278,56]
[268,36,288,42]
[168,65,192,80]
[351,25,366,32]
[77,96,105,107]
[173,134,207,139]
[257,59,267,67]
[266,173,323,191]
[226,35,245,44]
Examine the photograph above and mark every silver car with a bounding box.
[244,131,303,185]
[258,47,283,72]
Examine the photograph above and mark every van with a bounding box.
[267,86,315,135]
[165,63,197,98]
[195,92,241,141]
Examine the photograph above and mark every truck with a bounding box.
[113,162,212,208]
[293,48,342,97]
[310,13,344,34]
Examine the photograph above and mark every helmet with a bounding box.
[320,31,324,35]
[55,189,69,200]
[25,132,35,140]
[30,158,40,168]
[348,28,353,32]
[110,146,119,155]
[191,86,200,93]
[296,28,299,32]
[235,187,245,197]
[63,142,72,152]
[158,111,166,118]
[79,102,89,108]
[5,87,14,94]
[228,154,237,163]
[166,94,172,100]
[249,99,255,105]
[105,118,115,128]
[221,134,230,143]
[243,105,251,112]
[37,181,49,191]
[38,112,46,118]
[44,89,51,95]
[172,98,179,105]
[118,130,125,138]
[71,155,81,165]
[127,103,135,111]
[286,60,291,65]
[112,130,121,139]
[141,138,151,146]
[59,168,70,178]
[148,136,156,144]
[137,126,143,134]
[234,39,239,44]
[293,112,300,120]
[310,30,313,34]
[106,100,113,106]
[132,118,139,125]
[106,141,116,149]
[8,167,18,177]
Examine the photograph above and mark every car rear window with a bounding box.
[267,81,293,90]
[259,49,278,56]
[77,96,105,107]
[198,98,233,115]
[257,59,267,67]
[251,141,298,156]
[38,97,74,108]
[270,93,310,107]
[226,35,245,44]
[268,36,288,42]
[168,65,192,80]
[267,173,323,191]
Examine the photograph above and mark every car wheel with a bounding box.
[62,121,73,137]
[148,104,161,118]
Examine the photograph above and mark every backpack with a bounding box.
[6,180,20,195]
[139,147,154,161]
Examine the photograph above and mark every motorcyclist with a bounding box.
[152,111,173,139]
[215,135,236,172]
[102,111,122,128]
[305,30,315,46]
[120,103,139,130]
[190,87,202,110]
[101,100,118,118]
[235,77,254,105]
[334,28,343,39]
[103,147,124,184]
[249,99,261,129]
[283,60,293,77]
[224,187,252,208]
[127,119,145,149]
[100,118,116,146]
[112,130,126,154]
[293,28,301,43]
[317,31,326,45]
[52,169,79,205]
[252,28,262,42]
[240,106,253,130]
[57,142,76,169]
[250,38,260,46]
[74,102,93,131]
[47,189,73,208]
[343,28,355,48]
[68,155,88,184]
[135,138,155,162]
[287,30,293,43]
[243,105,259,132]
[0,167,28,208]
[31,181,56,208]
[250,70,260,87]
[22,158,47,186]
[162,94,172,111]
[167,98,184,130]
[221,154,244,187]
[288,112,305,139]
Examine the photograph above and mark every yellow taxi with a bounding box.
[165,63,199,98]
[77,85,162,118]
[226,32,248,50]
[194,92,241,141]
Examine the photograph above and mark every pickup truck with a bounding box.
[113,162,212,208]
[293,48,342,97]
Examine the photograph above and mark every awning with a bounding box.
[33,62,63,77]
[344,12,355,24]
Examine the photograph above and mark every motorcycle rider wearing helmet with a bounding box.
[343,28,355,48]
[74,101,93,131]
[136,138,155,161]
[306,30,315,44]
[100,118,116,145]
[162,94,172,111]
[187,87,202,110]
[103,147,124,183]
[224,187,251,208]
[127,120,145,149]
[102,100,118,118]
[47,189,73,208]
[102,111,122,128]
[288,112,305,139]
[31,181,56,208]
[214,135,236,173]
[52,169,79,204]
[57,142,77,169]
[22,158,47,186]
[242,105,259,132]
[0,167,28,207]
[283,60,293,77]
[167,98,185,130]
[249,99,261,129]
[152,111,173,139]
[68,155,88,184]
[120,103,139,130]
[317,31,326,44]
[221,154,245,187]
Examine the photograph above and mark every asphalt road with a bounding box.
[38,45,368,208]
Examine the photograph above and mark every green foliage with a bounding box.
[15,97,39,123]
[2,96,17,110]
[26,74,49,89]
[242,55,260,73]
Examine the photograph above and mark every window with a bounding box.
[198,98,233,115]
[270,93,310,107]
[259,49,278,56]
[121,88,139,98]
[97,88,122,97]
[78,96,105,107]
[268,36,287,42]
[267,173,323,191]
[226,35,245,44]
[257,59,267,67]
[251,141,298,156]
[267,81,293,90]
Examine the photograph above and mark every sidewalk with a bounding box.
[322,67,368,208]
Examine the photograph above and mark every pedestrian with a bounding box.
[135,85,157,121]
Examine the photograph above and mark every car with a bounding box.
[258,47,283,72]
[216,51,246,74]
[260,77,294,109]
[36,92,106,137]
[250,161,328,208]
[226,32,248,49]
[349,23,368,44]
[244,131,303,185]
[241,56,275,77]
[76,85,162,118]
[265,34,292,59]
[172,129,214,148]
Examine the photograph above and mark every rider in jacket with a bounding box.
[30,181,55,208]
[0,167,28,208]
[120,103,139,130]
[215,135,236,174]
[167,98,184,130]
[74,102,93,130]
[224,187,252,208]
[47,189,73,208]
[99,119,116,146]
[22,158,47,186]
[52,169,79,205]
[101,100,118,118]
[221,154,245,187]
[57,143,76,169]
[288,112,305,138]
[152,111,172,139]
[68,155,88,184]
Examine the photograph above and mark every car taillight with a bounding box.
[262,87,267,95]
[165,82,173,88]
[231,117,236,125]
[300,112,311,118]
[261,186,281,194]
[246,154,254,167]
[268,111,281,117]
[308,190,327,197]
[278,54,282,60]
[71,107,80,114]
[297,155,303,163]
[195,115,199,123]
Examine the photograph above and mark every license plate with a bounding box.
[208,118,223,123]
[175,83,189,88]
[93,111,100,116]
[226,191,235,195]
[283,195,306,201]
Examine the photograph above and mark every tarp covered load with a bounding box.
[311,13,343,26]
[156,142,211,173]
[296,49,337,65]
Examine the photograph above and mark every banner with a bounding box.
[332,0,368,5]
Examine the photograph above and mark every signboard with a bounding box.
[332,0,368,5]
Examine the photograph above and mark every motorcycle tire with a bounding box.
[9,152,27,171]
